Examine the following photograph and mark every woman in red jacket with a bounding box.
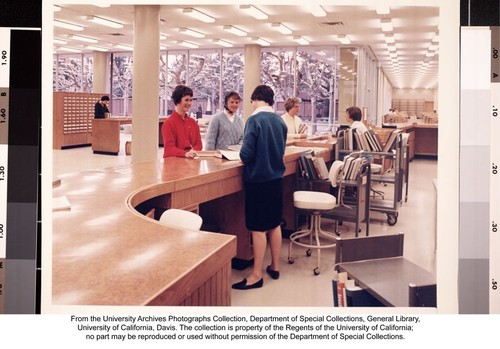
[161,85,202,158]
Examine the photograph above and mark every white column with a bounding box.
[92,51,108,94]
[132,5,160,163]
[243,44,261,120]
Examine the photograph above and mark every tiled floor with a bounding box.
[53,133,437,307]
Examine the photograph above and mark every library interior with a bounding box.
[48,2,457,311]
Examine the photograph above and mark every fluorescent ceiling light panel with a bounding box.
[432,34,440,43]
[240,5,268,20]
[179,28,205,38]
[54,20,84,31]
[309,5,326,17]
[87,45,108,52]
[387,43,396,52]
[384,33,395,44]
[337,34,351,44]
[160,44,167,50]
[223,25,247,36]
[182,8,215,23]
[293,36,309,45]
[177,40,199,49]
[86,16,123,29]
[160,34,167,40]
[59,47,82,53]
[376,5,390,15]
[71,35,98,43]
[212,39,233,47]
[115,44,133,51]
[380,18,393,32]
[53,38,67,45]
[53,5,61,12]
[251,37,270,46]
[271,23,292,35]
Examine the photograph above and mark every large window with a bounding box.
[54,45,383,125]
[260,48,296,108]
[54,54,83,92]
[296,47,337,134]
[53,54,93,92]
[189,50,221,117]
[260,46,340,134]
[165,51,187,115]
[111,52,133,116]
[221,49,244,112]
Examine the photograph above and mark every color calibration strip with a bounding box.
[0,27,41,314]
[0,28,10,314]
[490,26,500,314]
[460,27,491,314]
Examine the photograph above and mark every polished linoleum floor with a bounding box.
[52,133,437,307]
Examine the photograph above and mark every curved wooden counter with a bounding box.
[52,147,320,306]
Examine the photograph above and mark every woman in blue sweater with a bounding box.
[205,91,244,150]
[232,85,288,290]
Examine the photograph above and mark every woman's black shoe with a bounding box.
[266,265,280,280]
[232,278,263,290]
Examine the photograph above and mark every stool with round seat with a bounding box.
[288,190,338,275]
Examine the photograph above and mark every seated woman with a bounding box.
[281,97,307,138]
[205,91,244,150]
[345,106,368,133]
[161,85,202,158]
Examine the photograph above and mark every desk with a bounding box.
[293,138,336,152]
[91,117,167,155]
[383,123,438,157]
[337,257,436,307]
[52,146,320,306]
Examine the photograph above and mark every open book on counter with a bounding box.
[195,150,241,161]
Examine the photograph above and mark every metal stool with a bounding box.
[288,191,338,275]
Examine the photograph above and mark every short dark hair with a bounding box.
[172,85,193,105]
[250,85,274,106]
[224,91,241,110]
[100,96,110,101]
[346,106,362,122]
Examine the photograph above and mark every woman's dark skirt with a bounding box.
[244,178,283,232]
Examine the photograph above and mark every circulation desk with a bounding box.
[52,147,328,307]
[91,117,167,155]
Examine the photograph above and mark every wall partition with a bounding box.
[337,47,358,124]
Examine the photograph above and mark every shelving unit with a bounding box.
[391,99,426,116]
[53,92,104,149]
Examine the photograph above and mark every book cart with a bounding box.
[295,151,371,238]
[336,128,408,226]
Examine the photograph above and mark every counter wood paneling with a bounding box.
[52,147,320,306]
[400,124,438,157]
[91,117,167,155]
